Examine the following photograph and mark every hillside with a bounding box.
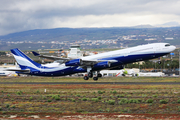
[0,27,180,50]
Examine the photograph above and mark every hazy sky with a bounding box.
[0,0,180,35]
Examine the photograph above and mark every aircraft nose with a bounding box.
[171,45,176,51]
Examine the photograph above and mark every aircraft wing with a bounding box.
[32,51,69,61]
[32,51,118,66]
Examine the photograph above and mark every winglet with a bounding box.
[32,51,40,56]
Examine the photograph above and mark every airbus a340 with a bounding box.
[10,43,176,80]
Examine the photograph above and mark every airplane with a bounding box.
[10,43,176,81]
[0,70,17,76]
[0,67,17,76]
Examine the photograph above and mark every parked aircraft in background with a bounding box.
[10,43,175,80]
[0,68,17,76]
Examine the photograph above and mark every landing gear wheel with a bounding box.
[84,76,89,80]
[88,72,93,78]
[98,73,102,77]
[93,77,98,81]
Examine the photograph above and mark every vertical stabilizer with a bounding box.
[11,48,41,70]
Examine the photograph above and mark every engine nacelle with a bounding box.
[93,61,110,69]
[65,59,82,66]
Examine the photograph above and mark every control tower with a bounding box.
[67,45,83,58]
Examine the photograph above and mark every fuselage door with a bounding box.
[153,44,160,58]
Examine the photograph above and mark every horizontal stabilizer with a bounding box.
[5,68,30,73]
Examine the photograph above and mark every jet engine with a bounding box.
[65,59,82,66]
[93,61,110,69]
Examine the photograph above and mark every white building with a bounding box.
[67,45,83,58]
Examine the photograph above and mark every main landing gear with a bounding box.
[83,71,102,81]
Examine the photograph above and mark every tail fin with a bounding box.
[11,48,41,70]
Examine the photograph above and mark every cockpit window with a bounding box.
[165,44,170,47]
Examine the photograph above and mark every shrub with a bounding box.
[112,90,117,94]
[43,96,47,100]
[106,109,110,112]
[127,95,132,97]
[160,99,168,104]
[177,100,180,103]
[16,91,22,95]
[97,96,102,100]
[0,107,2,111]
[55,96,60,100]
[91,98,99,102]
[119,98,128,104]
[82,98,87,101]
[71,99,76,102]
[76,94,81,97]
[142,94,147,97]
[98,91,103,94]
[153,95,158,98]
[117,94,125,98]
[172,101,176,104]
[6,104,10,108]
[146,99,153,103]
[178,106,180,110]
[47,95,52,97]
[47,99,52,102]
[7,94,10,97]
[108,100,115,105]
[29,96,33,100]
[36,90,40,94]
[122,109,128,112]
[77,109,84,112]
[12,105,16,108]
[119,101,123,105]
[52,95,60,100]
[128,99,141,103]
[137,99,142,103]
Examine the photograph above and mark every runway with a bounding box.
[0,82,180,85]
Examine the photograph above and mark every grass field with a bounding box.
[0,76,180,119]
